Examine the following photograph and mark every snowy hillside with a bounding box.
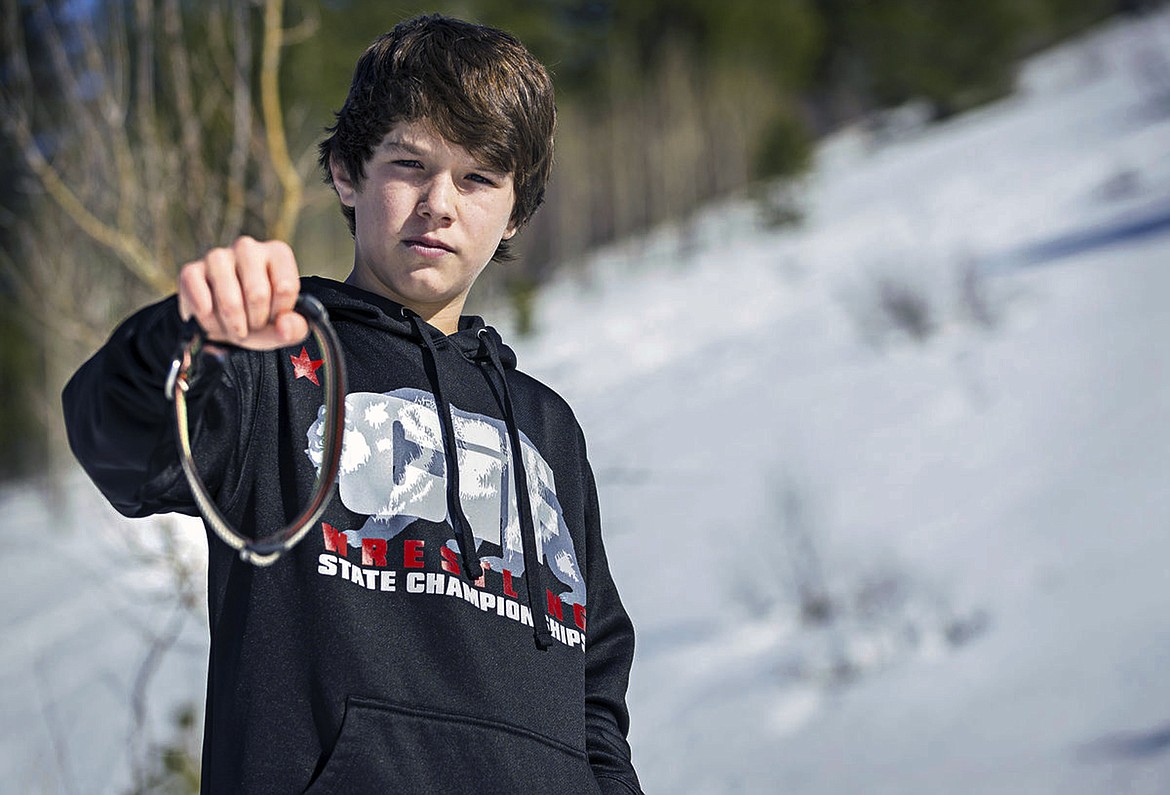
[4,9,1170,793]
[513,10,1170,793]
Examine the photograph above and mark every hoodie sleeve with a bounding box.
[62,295,247,519]
[581,462,644,794]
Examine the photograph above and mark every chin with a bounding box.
[397,283,466,308]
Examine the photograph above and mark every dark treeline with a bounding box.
[286,0,1134,304]
[0,0,1158,480]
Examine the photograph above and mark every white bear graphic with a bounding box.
[307,388,586,607]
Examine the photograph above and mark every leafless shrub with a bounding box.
[0,0,314,465]
[754,182,806,230]
[129,702,202,795]
[877,273,936,341]
[841,264,939,349]
[757,470,989,687]
[956,252,1001,331]
[775,476,835,627]
[726,469,834,624]
[842,244,1011,355]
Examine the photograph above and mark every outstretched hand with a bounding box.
[178,236,309,350]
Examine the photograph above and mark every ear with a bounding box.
[501,206,520,241]
[330,156,359,207]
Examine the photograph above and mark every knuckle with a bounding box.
[232,238,258,265]
[246,295,269,318]
[195,312,220,336]
[203,248,234,276]
[272,277,298,299]
[217,291,244,314]
[179,258,204,276]
[177,264,200,291]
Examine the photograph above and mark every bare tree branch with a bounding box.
[223,1,254,242]
[0,246,104,351]
[283,7,320,47]
[34,660,80,795]
[262,0,302,241]
[164,0,211,243]
[77,13,141,236]
[138,0,177,269]
[9,115,171,294]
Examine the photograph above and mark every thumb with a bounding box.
[274,310,310,345]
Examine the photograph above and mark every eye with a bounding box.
[466,172,497,187]
[392,159,423,169]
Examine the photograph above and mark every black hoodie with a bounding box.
[63,276,642,794]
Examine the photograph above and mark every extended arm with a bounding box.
[63,237,305,517]
[63,296,233,517]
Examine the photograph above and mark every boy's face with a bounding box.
[333,120,517,331]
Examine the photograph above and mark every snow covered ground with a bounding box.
[4,9,1170,793]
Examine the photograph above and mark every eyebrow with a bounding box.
[380,138,425,156]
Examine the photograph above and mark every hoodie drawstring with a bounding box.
[478,328,555,651]
[406,311,484,581]
[404,309,553,650]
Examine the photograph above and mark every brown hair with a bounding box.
[317,14,556,262]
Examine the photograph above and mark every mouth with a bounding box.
[403,236,455,255]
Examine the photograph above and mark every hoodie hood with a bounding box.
[302,276,518,370]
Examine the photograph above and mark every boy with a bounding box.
[63,14,641,794]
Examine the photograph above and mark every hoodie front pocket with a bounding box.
[303,695,601,795]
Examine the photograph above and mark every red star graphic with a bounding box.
[290,347,324,385]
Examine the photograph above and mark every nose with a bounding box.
[417,175,456,222]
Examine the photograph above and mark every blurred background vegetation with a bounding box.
[0,0,1147,482]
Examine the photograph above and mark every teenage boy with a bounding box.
[63,14,642,794]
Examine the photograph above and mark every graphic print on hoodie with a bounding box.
[305,387,588,645]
